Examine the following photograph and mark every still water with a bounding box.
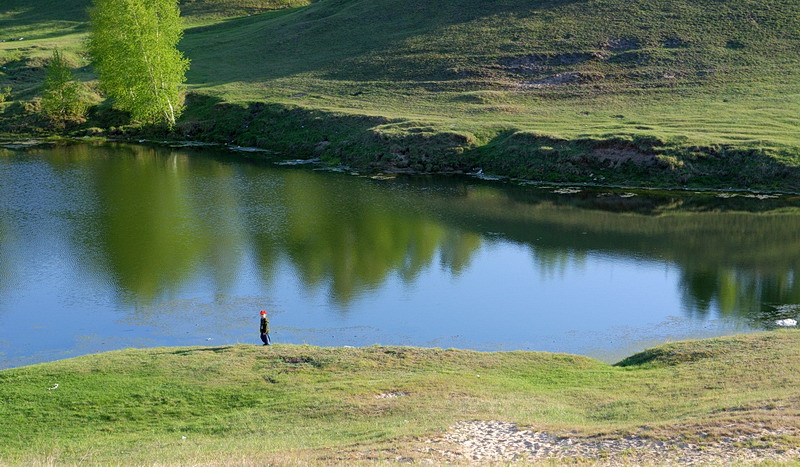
[1,142,799,368]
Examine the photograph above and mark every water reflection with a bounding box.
[2,142,800,364]
[37,145,484,306]
[404,182,799,317]
[277,171,482,302]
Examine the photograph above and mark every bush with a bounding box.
[41,49,87,129]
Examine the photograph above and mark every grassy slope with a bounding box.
[1,0,800,189]
[0,332,799,463]
[178,0,800,147]
[176,0,800,191]
[183,0,800,145]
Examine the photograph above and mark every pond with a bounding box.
[1,142,799,368]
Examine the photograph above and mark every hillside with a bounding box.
[1,0,800,190]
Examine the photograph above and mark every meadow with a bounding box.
[1,332,799,463]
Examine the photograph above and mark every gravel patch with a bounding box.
[422,420,800,464]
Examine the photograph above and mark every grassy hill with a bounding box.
[1,0,800,190]
[1,332,799,463]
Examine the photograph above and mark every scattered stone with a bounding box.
[228,145,274,153]
[274,158,320,166]
[521,72,603,88]
[743,193,780,200]
[376,391,409,399]
[422,420,800,464]
[775,319,797,327]
[1,140,50,150]
[552,188,581,194]
[168,141,219,148]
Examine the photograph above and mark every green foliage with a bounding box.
[41,49,87,128]
[88,0,190,126]
[0,87,11,103]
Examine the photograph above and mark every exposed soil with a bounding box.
[500,53,595,73]
[591,146,658,167]
[602,37,641,52]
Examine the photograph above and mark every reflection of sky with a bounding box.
[273,241,725,355]
[0,146,795,369]
[0,236,755,367]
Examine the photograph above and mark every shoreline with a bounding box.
[3,134,800,197]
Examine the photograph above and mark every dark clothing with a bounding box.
[260,316,271,345]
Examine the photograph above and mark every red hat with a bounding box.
[260,310,267,315]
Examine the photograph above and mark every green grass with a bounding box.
[1,332,799,463]
[1,0,800,190]
[176,0,800,146]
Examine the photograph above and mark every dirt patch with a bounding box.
[591,147,657,167]
[422,420,800,464]
[602,37,641,52]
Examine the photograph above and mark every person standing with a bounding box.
[259,310,271,346]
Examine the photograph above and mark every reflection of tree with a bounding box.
[65,148,483,306]
[421,182,800,322]
[89,146,206,302]
[681,268,800,319]
[439,230,481,276]
[191,162,247,295]
[279,171,481,303]
[529,248,588,279]
[0,216,12,297]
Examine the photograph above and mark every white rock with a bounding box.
[775,318,797,327]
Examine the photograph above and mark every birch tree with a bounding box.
[88,0,189,126]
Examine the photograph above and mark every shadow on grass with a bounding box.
[171,346,236,355]
[182,0,588,86]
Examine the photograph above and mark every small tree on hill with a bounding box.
[88,0,190,127]
[41,49,87,128]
